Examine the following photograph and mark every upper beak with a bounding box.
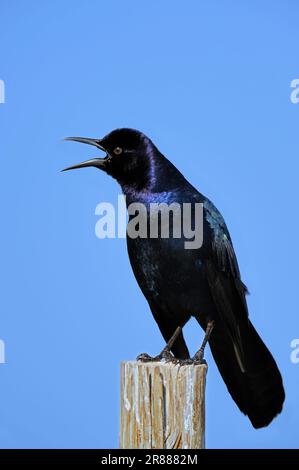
[62,137,107,172]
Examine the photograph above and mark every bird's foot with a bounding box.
[137,349,175,363]
[166,356,207,366]
[190,353,207,366]
[136,353,206,366]
[136,352,154,362]
[137,322,214,366]
[137,326,183,363]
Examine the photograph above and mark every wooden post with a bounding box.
[119,360,207,449]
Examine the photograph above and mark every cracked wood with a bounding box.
[119,360,207,449]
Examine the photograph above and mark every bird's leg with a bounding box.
[159,326,182,360]
[137,326,182,362]
[192,320,215,364]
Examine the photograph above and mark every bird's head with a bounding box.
[63,128,157,190]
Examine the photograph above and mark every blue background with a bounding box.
[0,0,298,449]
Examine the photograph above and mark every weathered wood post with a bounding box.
[119,361,207,449]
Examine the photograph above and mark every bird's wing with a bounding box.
[203,199,249,371]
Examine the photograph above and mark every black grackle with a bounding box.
[63,128,285,428]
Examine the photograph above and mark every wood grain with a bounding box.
[119,360,207,449]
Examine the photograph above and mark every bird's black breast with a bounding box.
[125,188,216,319]
[127,235,207,317]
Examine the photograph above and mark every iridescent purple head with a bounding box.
[63,128,157,189]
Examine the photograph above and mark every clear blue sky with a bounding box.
[0,0,298,449]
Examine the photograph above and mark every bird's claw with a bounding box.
[159,349,176,362]
[192,357,207,366]
[137,352,207,366]
[136,352,155,362]
[169,357,207,366]
[137,349,175,363]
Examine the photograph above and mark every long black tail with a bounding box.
[209,319,285,428]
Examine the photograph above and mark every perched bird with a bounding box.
[63,128,285,428]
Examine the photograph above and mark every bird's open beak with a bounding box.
[62,137,107,172]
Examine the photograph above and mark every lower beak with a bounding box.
[62,136,107,172]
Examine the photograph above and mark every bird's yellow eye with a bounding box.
[113,147,123,155]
